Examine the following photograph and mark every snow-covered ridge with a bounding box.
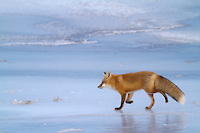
[1,39,97,46]
[1,24,191,46]
[89,24,184,36]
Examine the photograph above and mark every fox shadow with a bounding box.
[115,110,185,133]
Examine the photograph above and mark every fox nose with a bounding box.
[98,84,102,89]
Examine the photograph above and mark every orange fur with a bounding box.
[98,71,185,110]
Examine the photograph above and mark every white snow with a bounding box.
[57,128,84,133]
[12,99,37,105]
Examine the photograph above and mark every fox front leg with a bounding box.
[115,94,126,110]
[126,92,134,104]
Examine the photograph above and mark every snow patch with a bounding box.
[57,128,84,133]
[88,25,184,37]
[5,89,16,94]
[12,99,37,105]
[53,96,63,102]
[2,39,97,46]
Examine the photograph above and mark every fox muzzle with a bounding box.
[98,83,104,89]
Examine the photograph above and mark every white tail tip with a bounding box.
[179,95,186,105]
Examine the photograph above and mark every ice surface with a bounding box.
[0,38,200,132]
[0,0,200,133]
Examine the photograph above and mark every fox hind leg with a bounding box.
[157,90,168,103]
[126,92,134,104]
[145,93,155,110]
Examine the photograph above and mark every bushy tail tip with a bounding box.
[178,95,186,105]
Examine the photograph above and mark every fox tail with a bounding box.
[155,76,185,105]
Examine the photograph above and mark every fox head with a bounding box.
[98,71,112,89]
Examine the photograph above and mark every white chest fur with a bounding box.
[103,84,115,90]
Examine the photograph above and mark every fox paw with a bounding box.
[126,100,133,104]
[145,107,151,110]
[115,107,122,110]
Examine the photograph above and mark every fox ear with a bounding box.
[107,71,111,77]
[103,72,106,75]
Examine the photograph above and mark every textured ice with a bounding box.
[0,0,200,133]
[1,0,200,45]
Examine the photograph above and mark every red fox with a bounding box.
[98,71,185,110]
